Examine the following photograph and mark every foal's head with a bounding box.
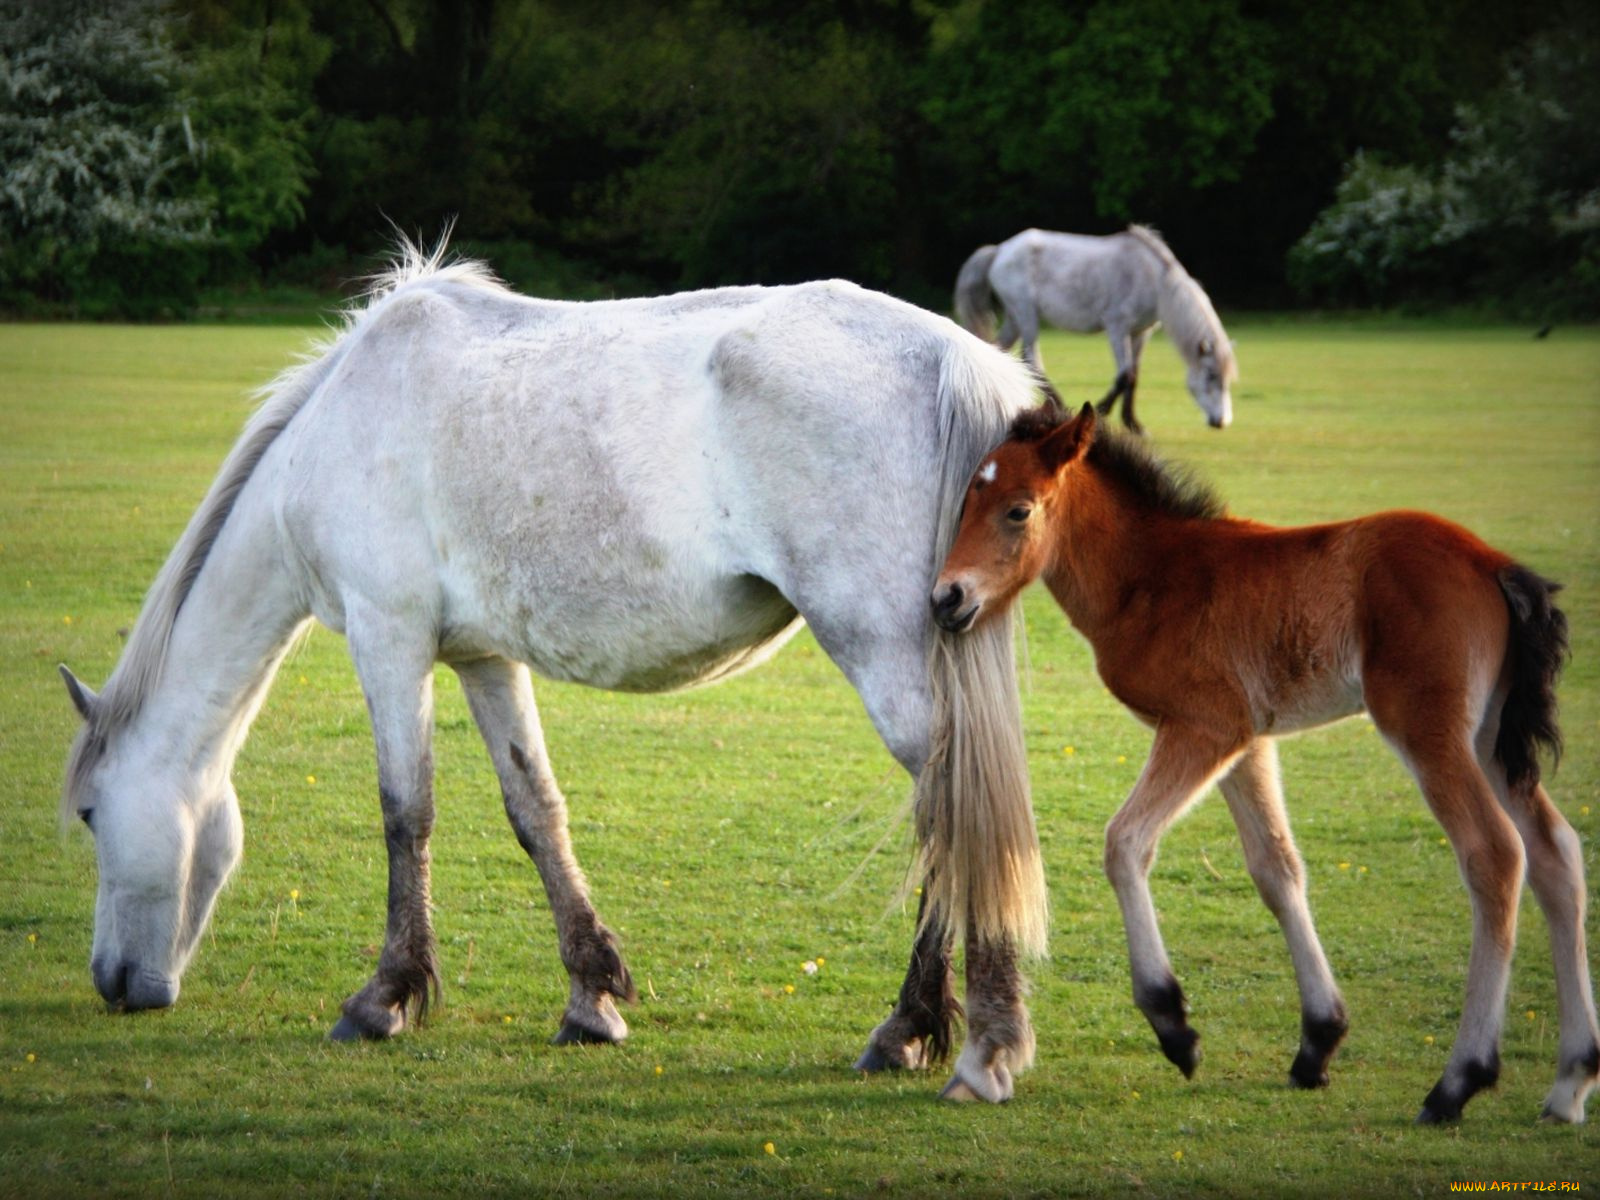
[931,403,1097,633]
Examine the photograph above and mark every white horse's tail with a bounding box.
[914,341,1049,958]
[953,245,1001,343]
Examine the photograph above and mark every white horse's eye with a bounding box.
[78,807,95,830]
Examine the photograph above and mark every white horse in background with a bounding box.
[59,242,1051,1104]
[955,226,1237,433]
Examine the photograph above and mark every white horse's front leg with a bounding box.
[455,657,634,1045]
[331,613,441,1041]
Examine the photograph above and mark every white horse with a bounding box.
[955,226,1237,433]
[59,243,1050,1103]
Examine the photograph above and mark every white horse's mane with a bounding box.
[64,237,505,813]
[1126,225,1236,382]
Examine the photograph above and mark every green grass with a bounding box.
[0,319,1597,1198]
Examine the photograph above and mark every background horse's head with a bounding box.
[1186,336,1236,430]
[60,665,244,1011]
[931,404,1096,633]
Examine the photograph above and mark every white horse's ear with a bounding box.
[59,664,98,722]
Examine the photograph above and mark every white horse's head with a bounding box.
[1186,337,1235,430]
[61,666,243,1011]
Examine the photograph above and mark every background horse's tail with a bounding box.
[913,338,1049,957]
[1494,564,1568,790]
[953,245,1001,342]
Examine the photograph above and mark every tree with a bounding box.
[1289,9,1600,315]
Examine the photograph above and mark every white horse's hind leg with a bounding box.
[454,657,634,1045]
[330,611,441,1041]
[1217,740,1348,1087]
[940,935,1034,1103]
[819,631,961,1074]
[808,620,1031,1098]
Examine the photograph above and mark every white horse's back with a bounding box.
[268,275,977,694]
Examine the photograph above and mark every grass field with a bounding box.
[1,317,1596,1198]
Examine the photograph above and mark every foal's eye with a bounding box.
[1006,504,1033,524]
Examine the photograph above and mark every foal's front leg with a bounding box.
[1218,740,1348,1087]
[1106,723,1246,1078]
[455,658,634,1045]
[331,627,441,1041]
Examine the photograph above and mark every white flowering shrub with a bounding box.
[1289,20,1599,315]
[0,0,312,315]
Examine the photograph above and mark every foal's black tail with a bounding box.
[1494,564,1569,790]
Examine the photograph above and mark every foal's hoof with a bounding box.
[938,1043,1014,1104]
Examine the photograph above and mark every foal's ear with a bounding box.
[59,664,98,722]
[1040,403,1096,473]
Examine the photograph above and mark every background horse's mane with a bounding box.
[1123,225,1181,274]
[1125,226,1237,384]
[1008,406,1227,523]
[63,237,505,817]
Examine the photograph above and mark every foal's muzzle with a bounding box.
[930,582,979,634]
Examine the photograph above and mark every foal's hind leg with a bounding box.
[455,657,634,1045]
[1375,710,1525,1122]
[1479,725,1600,1119]
[1106,723,1248,1079]
[331,613,441,1041]
[1218,740,1348,1087]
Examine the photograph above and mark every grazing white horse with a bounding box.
[955,226,1237,433]
[59,243,1050,1103]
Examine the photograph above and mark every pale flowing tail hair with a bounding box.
[913,337,1049,958]
[953,244,1001,343]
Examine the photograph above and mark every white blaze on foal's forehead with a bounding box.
[977,460,998,485]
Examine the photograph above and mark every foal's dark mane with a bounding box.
[1007,406,1227,522]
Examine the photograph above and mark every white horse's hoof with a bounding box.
[1539,1076,1592,1124]
[938,1043,1014,1103]
[856,1038,928,1072]
[554,991,628,1045]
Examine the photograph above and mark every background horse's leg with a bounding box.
[996,313,1019,353]
[330,611,441,1041]
[1218,740,1348,1087]
[1106,723,1246,1079]
[1096,327,1147,434]
[455,657,635,1045]
[1119,327,1153,434]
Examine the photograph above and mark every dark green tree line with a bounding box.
[2,0,1589,316]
